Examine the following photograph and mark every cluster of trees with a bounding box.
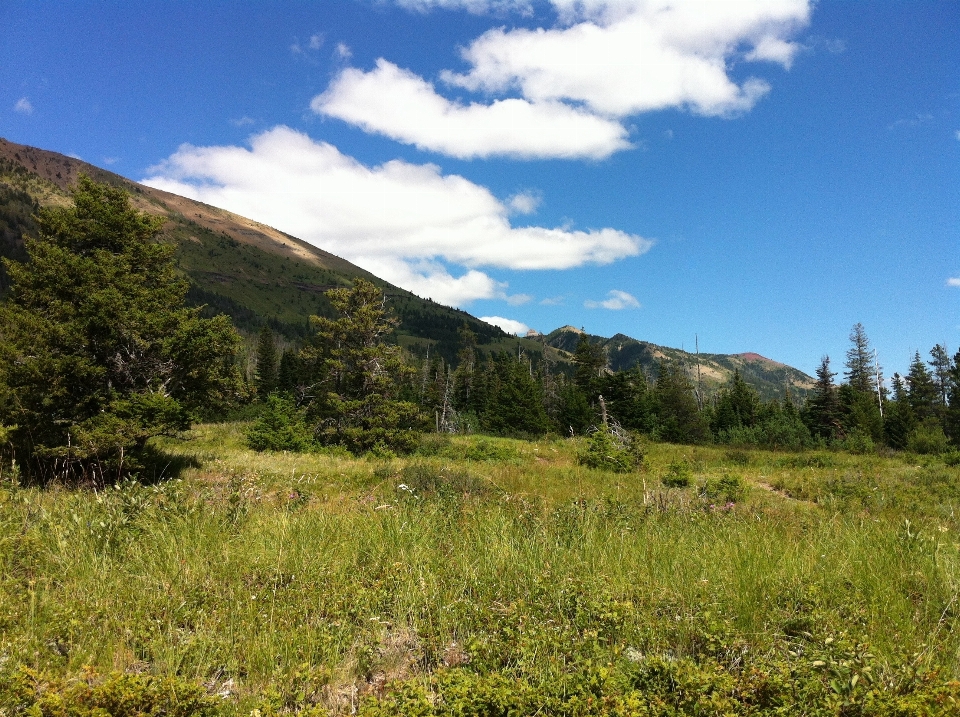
[3,177,958,484]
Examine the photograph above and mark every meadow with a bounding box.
[2,426,960,715]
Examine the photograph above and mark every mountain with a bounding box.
[542,326,815,402]
[0,138,813,398]
[0,138,552,365]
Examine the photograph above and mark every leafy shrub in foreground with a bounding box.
[246,394,315,452]
[0,668,217,717]
[661,459,692,488]
[578,426,644,473]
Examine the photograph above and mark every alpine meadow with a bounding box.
[1,1,959,715]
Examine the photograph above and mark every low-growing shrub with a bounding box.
[578,426,644,473]
[246,394,315,452]
[399,462,490,498]
[907,419,951,455]
[0,668,218,717]
[463,438,520,463]
[661,459,691,488]
[700,474,746,503]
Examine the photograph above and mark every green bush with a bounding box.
[0,668,218,717]
[907,419,950,455]
[246,394,315,452]
[578,426,644,473]
[839,427,875,455]
[700,474,746,503]
[661,459,691,488]
[399,461,491,498]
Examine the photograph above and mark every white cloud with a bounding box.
[585,289,640,309]
[505,293,533,305]
[948,277,960,287]
[309,33,324,50]
[507,190,541,215]
[316,0,811,159]
[102,157,119,165]
[955,130,960,141]
[335,43,352,60]
[314,60,630,159]
[540,295,564,305]
[480,316,530,335]
[230,116,256,127]
[142,127,650,305]
[14,97,33,115]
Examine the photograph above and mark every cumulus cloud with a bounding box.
[505,293,533,305]
[585,289,640,309]
[314,60,630,159]
[142,127,650,305]
[480,316,530,335]
[948,277,960,287]
[314,1,811,158]
[14,97,33,115]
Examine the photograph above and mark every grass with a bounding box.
[2,426,960,714]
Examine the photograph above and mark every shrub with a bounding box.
[578,426,644,473]
[839,427,875,455]
[661,459,691,488]
[247,394,315,452]
[907,419,950,455]
[700,474,746,503]
[399,462,490,498]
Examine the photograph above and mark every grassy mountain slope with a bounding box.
[544,325,814,401]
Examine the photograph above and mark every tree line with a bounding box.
[1,178,957,483]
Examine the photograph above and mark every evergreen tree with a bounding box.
[600,365,655,433]
[653,361,711,444]
[844,323,874,394]
[711,370,761,435]
[906,351,938,422]
[483,353,550,436]
[254,325,278,398]
[884,373,915,449]
[555,377,593,436]
[0,176,242,481]
[946,350,960,445]
[573,333,606,401]
[929,344,951,412]
[804,356,841,440]
[276,348,300,395]
[303,278,423,454]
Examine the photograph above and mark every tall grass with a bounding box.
[2,424,960,713]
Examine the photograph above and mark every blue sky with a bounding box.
[1,0,958,378]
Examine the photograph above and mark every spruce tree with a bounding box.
[805,356,841,440]
[883,373,915,449]
[906,351,938,422]
[254,325,278,398]
[844,323,874,394]
[928,344,951,411]
[573,332,606,401]
[0,176,242,481]
[653,361,711,444]
[303,278,423,454]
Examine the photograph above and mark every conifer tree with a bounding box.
[884,373,916,449]
[906,351,938,422]
[303,278,423,453]
[929,344,951,411]
[573,332,606,401]
[805,356,841,439]
[254,325,278,398]
[844,323,874,394]
[653,361,711,443]
[0,176,242,481]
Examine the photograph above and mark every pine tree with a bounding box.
[303,278,424,453]
[946,350,960,445]
[906,351,938,422]
[844,323,874,394]
[884,373,915,449]
[0,176,242,481]
[805,356,841,439]
[254,325,278,398]
[929,344,951,411]
[653,361,711,444]
[573,333,606,401]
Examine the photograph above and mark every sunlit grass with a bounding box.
[2,424,960,713]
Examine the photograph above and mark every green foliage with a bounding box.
[700,473,745,503]
[661,459,692,488]
[0,668,216,717]
[254,325,278,398]
[0,176,242,482]
[907,418,950,455]
[303,278,424,455]
[839,427,876,455]
[399,461,491,498]
[246,394,315,452]
[578,426,644,473]
[653,361,711,444]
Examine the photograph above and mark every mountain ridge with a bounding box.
[0,138,814,397]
